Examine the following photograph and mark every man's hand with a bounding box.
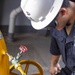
[50,63,61,75]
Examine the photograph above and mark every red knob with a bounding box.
[19,45,28,52]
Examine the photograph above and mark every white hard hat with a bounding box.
[21,0,64,30]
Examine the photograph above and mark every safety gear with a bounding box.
[21,0,64,30]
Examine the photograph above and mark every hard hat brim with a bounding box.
[31,0,64,30]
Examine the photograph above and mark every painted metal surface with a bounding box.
[0,31,9,75]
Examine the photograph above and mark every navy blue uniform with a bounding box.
[50,23,75,75]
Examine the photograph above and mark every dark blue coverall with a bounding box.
[50,23,75,75]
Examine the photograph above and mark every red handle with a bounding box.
[19,45,28,52]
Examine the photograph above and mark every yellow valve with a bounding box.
[0,31,44,75]
[16,64,26,75]
[6,51,26,75]
[10,60,43,75]
[0,31,10,75]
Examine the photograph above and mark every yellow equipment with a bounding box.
[0,31,9,75]
[0,31,43,75]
